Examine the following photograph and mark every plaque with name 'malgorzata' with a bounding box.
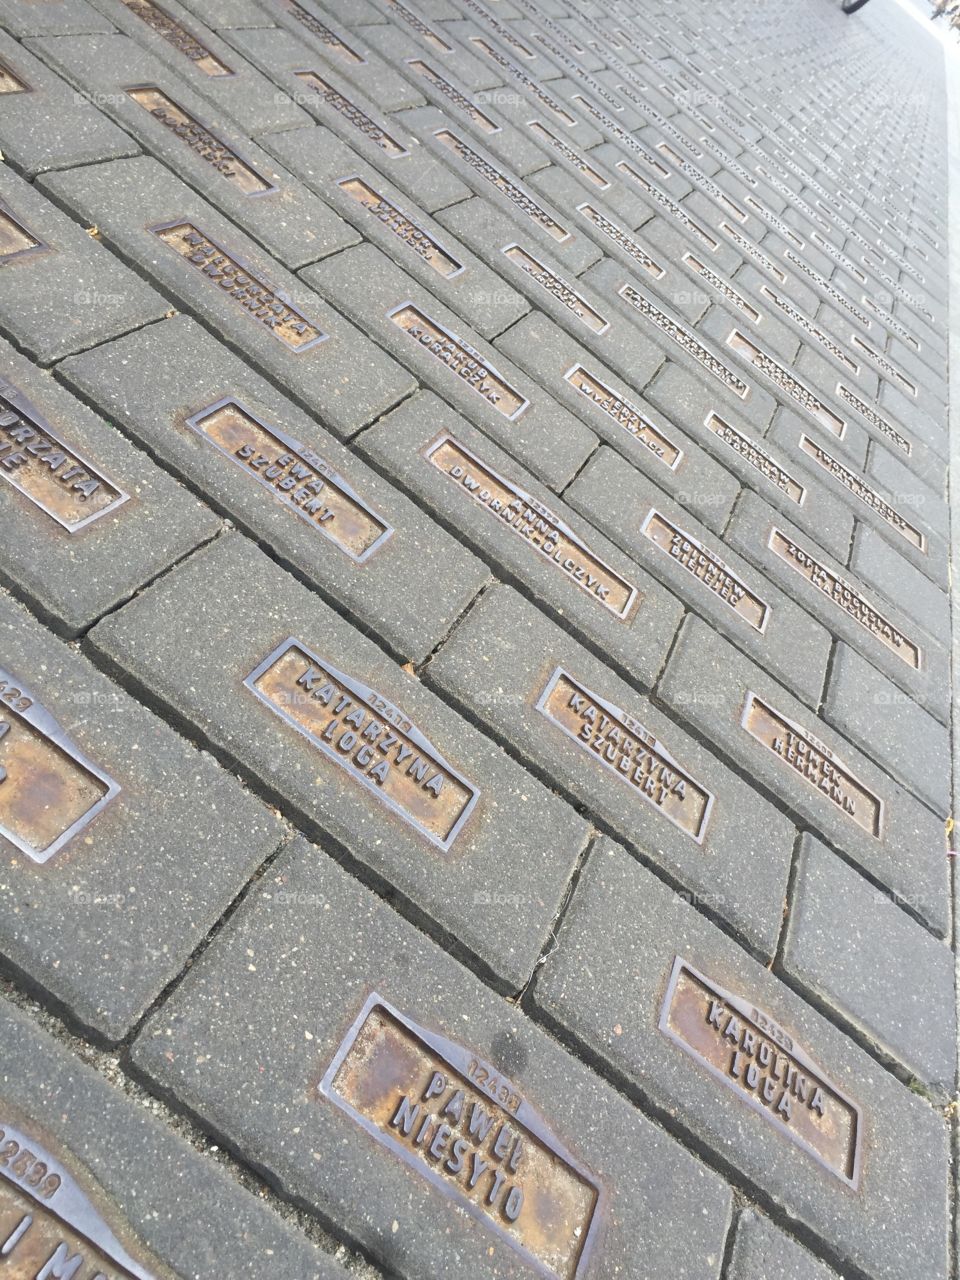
[320,993,602,1279]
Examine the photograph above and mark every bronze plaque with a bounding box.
[0,379,129,532]
[407,59,499,133]
[0,667,120,864]
[0,201,47,265]
[705,413,806,505]
[835,383,911,456]
[337,177,463,279]
[386,0,453,51]
[320,993,601,1279]
[390,304,529,420]
[424,432,639,619]
[577,204,664,279]
[621,287,750,398]
[783,250,871,328]
[120,0,232,76]
[245,639,478,852]
[726,330,845,437]
[861,294,920,352]
[659,958,862,1188]
[849,334,916,396]
[295,71,409,156]
[434,129,570,242]
[537,667,714,842]
[565,364,682,470]
[277,0,365,63]
[758,285,858,373]
[460,0,535,58]
[641,509,769,633]
[682,253,760,322]
[0,57,29,94]
[798,436,925,552]
[741,689,883,837]
[184,397,393,562]
[469,36,575,126]
[572,95,670,177]
[126,86,277,195]
[530,124,611,190]
[655,142,747,221]
[718,221,787,283]
[503,244,609,334]
[769,528,921,670]
[150,222,327,351]
[0,1120,158,1278]
[616,162,719,251]
[744,194,804,247]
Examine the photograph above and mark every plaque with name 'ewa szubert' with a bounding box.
[320,992,603,1279]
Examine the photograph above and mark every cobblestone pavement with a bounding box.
[0,0,954,1277]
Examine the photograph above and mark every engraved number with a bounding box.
[0,681,31,711]
[466,1060,520,1114]
[0,1132,61,1198]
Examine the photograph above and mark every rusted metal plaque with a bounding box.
[150,222,327,351]
[798,436,925,552]
[390,304,529,419]
[120,0,233,76]
[469,35,575,126]
[0,379,129,532]
[705,413,806,505]
[320,993,602,1280]
[659,958,863,1189]
[337,177,464,279]
[461,0,534,59]
[184,397,393,562]
[531,126,610,191]
[744,194,804,247]
[0,201,48,265]
[758,285,858,373]
[640,509,769,633]
[0,1120,157,1278]
[783,250,871,328]
[682,253,760,322]
[849,334,916,396]
[386,0,453,52]
[577,204,663,278]
[565,365,682,470]
[621,286,750,397]
[277,0,365,64]
[769,528,921,670]
[434,129,570,242]
[718,221,787,283]
[616,162,720,252]
[126,86,277,196]
[655,141,748,221]
[835,383,911,456]
[741,690,883,838]
[537,667,714,843]
[0,57,30,94]
[245,639,478,852]
[503,244,609,334]
[295,71,409,156]
[726,330,845,437]
[0,667,119,864]
[862,294,920,352]
[424,433,639,620]
[407,59,500,133]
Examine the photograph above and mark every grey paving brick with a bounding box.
[427,583,794,958]
[255,124,530,340]
[88,532,588,993]
[848,523,950,648]
[0,164,166,365]
[57,315,491,664]
[357,0,504,94]
[0,994,349,1279]
[532,836,950,1280]
[28,32,360,270]
[0,332,220,636]
[656,613,948,939]
[0,29,136,177]
[0,585,283,1041]
[0,0,111,35]
[301,242,595,487]
[727,1210,840,1280]
[724,490,949,724]
[564,447,831,708]
[781,834,955,1094]
[132,835,734,1280]
[359,392,684,693]
[39,156,415,437]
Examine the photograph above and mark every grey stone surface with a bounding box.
[88,532,589,993]
[656,613,948,939]
[57,315,491,664]
[426,582,795,958]
[727,1210,840,1280]
[301,242,596,486]
[0,0,111,35]
[131,835,735,1280]
[0,585,283,1042]
[0,993,350,1279]
[532,837,950,1280]
[39,156,416,436]
[781,834,956,1094]
[849,523,950,648]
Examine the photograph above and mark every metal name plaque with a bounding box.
[294,71,409,156]
[619,286,749,397]
[338,177,464,279]
[0,1120,157,1278]
[503,244,609,334]
[835,383,911,456]
[277,0,366,64]
[245,639,478,852]
[531,125,611,190]
[741,690,883,838]
[565,365,682,469]
[797,436,926,552]
[320,993,602,1279]
[120,0,233,76]
[576,204,664,279]
[0,379,129,532]
[705,413,806,505]
[726,330,845,437]
[0,201,48,265]
[0,668,120,864]
[407,58,500,133]
[659,958,863,1189]
[184,397,393,562]
[0,57,29,94]
[537,667,715,843]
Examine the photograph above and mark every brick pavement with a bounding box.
[0,1,954,1277]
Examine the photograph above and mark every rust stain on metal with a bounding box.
[0,57,29,94]
[0,201,48,265]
